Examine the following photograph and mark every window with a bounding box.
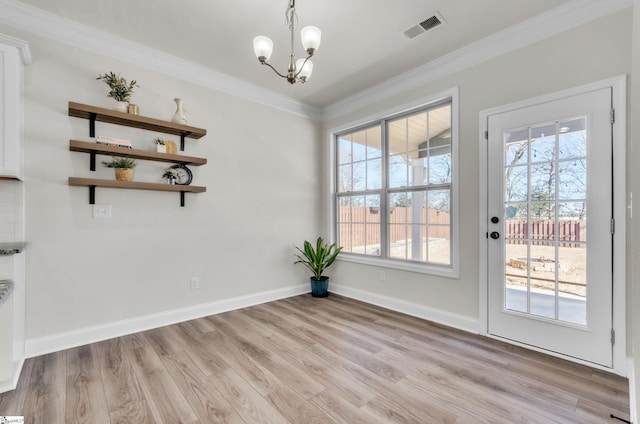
[333,94,457,275]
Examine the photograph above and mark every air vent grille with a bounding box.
[402,12,446,40]
[420,15,442,31]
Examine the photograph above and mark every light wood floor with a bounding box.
[0,294,630,423]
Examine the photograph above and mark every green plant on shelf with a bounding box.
[101,157,137,169]
[96,72,139,102]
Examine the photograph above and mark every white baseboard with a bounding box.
[330,283,480,334]
[0,358,25,394]
[25,284,309,358]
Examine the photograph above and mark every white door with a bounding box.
[487,88,613,367]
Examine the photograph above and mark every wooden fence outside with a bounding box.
[506,219,585,247]
[338,206,450,249]
[338,207,585,250]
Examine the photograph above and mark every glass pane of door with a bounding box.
[503,119,587,326]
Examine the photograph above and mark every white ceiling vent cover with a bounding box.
[403,12,446,39]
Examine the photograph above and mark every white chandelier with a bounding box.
[253,0,321,84]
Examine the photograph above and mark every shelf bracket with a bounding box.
[90,152,96,171]
[89,113,97,138]
[89,186,96,204]
[180,191,185,207]
[180,132,193,151]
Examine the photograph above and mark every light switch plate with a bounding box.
[93,204,112,219]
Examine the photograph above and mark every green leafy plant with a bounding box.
[153,137,166,145]
[294,237,343,280]
[102,157,137,169]
[96,72,139,102]
[162,168,178,179]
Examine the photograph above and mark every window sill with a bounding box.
[337,253,459,279]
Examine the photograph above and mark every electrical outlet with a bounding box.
[93,204,111,219]
[190,276,200,290]
[379,270,386,281]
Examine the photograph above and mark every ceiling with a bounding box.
[8,0,589,109]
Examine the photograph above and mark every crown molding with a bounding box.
[322,0,633,120]
[0,0,322,120]
[0,0,631,122]
[0,32,31,65]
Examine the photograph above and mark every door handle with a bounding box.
[490,231,500,240]
[491,216,500,224]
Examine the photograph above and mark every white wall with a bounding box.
[0,24,321,341]
[323,11,632,322]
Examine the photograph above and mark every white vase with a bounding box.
[171,98,187,124]
[113,101,129,113]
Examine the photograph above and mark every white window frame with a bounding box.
[327,87,459,278]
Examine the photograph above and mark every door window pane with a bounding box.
[502,116,589,326]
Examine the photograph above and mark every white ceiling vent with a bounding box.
[403,12,446,40]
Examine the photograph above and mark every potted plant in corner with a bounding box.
[102,157,137,181]
[96,71,139,112]
[294,237,343,298]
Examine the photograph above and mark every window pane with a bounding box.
[427,190,450,219]
[334,98,454,269]
[337,124,383,193]
[529,243,556,320]
[558,119,586,160]
[337,137,352,165]
[389,154,409,188]
[337,164,352,193]
[558,202,586,243]
[352,162,366,192]
[530,131,555,163]
[366,126,382,160]
[336,195,380,257]
[429,152,451,184]
[505,165,527,202]
[505,127,528,167]
[530,163,555,201]
[428,224,448,263]
[367,158,382,190]
[558,160,586,200]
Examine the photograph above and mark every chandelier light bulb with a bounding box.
[253,36,274,62]
[301,26,321,55]
[296,58,313,82]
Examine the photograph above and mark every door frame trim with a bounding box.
[478,75,627,376]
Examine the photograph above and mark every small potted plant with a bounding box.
[154,137,167,153]
[102,157,137,181]
[96,72,139,112]
[162,168,178,184]
[154,137,177,154]
[294,237,342,298]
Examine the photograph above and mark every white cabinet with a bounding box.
[0,252,25,393]
[0,35,30,180]
[0,291,13,382]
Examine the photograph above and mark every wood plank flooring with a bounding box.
[0,294,630,423]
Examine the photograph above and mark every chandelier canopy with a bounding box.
[253,0,321,84]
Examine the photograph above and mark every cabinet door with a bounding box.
[0,42,24,180]
[0,295,13,383]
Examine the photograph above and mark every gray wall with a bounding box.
[323,11,632,325]
[0,25,321,340]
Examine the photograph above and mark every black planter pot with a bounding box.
[310,276,329,298]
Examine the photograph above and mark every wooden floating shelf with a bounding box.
[68,102,207,147]
[68,177,206,207]
[68,177,206,193]
[69,140,207,167]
